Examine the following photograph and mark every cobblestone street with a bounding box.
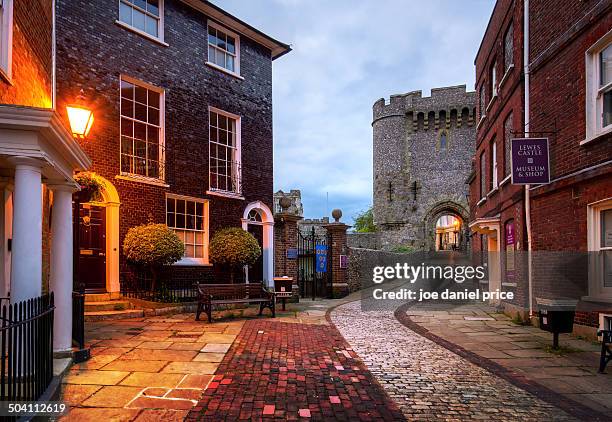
[331,300,580,421]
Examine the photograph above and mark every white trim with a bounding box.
[205,189,245,200]
[476,115,486,130]
[207,20,241,77]
[485,94,497,113]
[242,201,274,287]
[166,193,210,265]
[585,28,612,141]
[499,64,514,89]
[491,140,498,189]
[119,75,166,182]
[116,0,166,44]
[585,197,612,302]
[500,174,511,186]
[208,106,242,196]
[205,61,244,80]
[476,197,486,206]
[115,174,169,187]
[0,0,13,82]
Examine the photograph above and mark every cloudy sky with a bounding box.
[216,0,495,223]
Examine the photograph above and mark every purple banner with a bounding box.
[511,138,550,184]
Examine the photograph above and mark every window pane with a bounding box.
[226,55,234,72]
[167,197,175,212]
[121,118,133,137]
[603,90,612,127]
[121,154,132,173]
[134,121,146,140]
[134,139,146,158]
[166,211,175,227]
[216,51,225,67]
[148,91,159,108]
[148,143,159,161]
[186,215,194,230]
[504,113,513,176]
[119,2,132,24]
[134,86,147,104]
[195,246,203,258]
[121,99,134,118]
[121,136,133,155]
[226,36,235,54]
[218,129,227,145]
[187,201,195,215]
[145,15,158,37]
[601,44,612,86]
[219,115,227,130]
[208,27,217,45]
[208,45,216,64]
[185,244,195,258]
[149,107,159,125]
[176,213,185,229]
[135,102,147,121]
[177,199,185,214]
[146,0,159,16]
[120,80,133,99]
[148,125,159,143]
[602,209,612,248]
[504,23,513,71]
[133,8,146,31]
[133,0,147,10]
[196,202,203,216]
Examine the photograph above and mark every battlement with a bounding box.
[373,84,477,130]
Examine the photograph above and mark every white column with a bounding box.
[49,183,75,353]
[263,221,274,288]
[9,158,43,304]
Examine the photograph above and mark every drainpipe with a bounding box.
[523,0,534,317]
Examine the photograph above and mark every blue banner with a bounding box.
[315,244,327,273]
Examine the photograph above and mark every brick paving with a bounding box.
[331,301,579,421]
[186,319,405,421]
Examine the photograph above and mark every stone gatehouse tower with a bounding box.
[372,85,476,250]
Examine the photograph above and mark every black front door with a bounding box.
[247,224,264,282]
[76,204,106,292]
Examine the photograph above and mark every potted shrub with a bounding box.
[209,227,261,283]
[74,172,104,202]
[123,223,185,291]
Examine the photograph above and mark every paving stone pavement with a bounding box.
[59,313,245,421]
[331,301,579,421]
[186,319,406,421]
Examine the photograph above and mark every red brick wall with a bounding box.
[55,0,276,284]
[0,0,52,107]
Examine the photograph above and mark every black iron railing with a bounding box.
[121,271,197,303]
[0,294,54,402]
[71,292,89,363]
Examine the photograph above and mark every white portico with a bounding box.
[0,106,91,353]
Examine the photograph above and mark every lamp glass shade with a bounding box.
[66,105,94,139]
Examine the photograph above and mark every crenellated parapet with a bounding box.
[373,85,476,131]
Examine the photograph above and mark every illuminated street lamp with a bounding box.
[66,90,94,139]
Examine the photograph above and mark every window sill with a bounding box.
[0,66,12,85]
[116,174,170,187]
[174,258,212,267]
[487,186,499,197]
[581,295,612,304]
[476,197,487,207]
[499,64,514,89]
[581,126,612,145]
[476,116,486,130]
[115,20,168,47]
[205,62,244,80]
[486,94,497,113]
[206,189,245,200]
[500,174,511,186]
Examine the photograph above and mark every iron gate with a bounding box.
[297,227,333,299]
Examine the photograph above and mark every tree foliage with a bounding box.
[209,227,261,269]
[123,223,184,267]
[353,206,376,233]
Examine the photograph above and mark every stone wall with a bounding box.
[372,85,475,251]
[347,233,378,250]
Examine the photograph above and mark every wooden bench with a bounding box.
[195,283,275,322]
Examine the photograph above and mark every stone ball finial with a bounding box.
[279,196,292,211]
[331,209,342,222]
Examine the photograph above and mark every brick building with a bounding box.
[470,0,612,336]
[55,0,290,293]
[0,0,91,354]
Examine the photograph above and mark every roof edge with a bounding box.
[181,0,292,60]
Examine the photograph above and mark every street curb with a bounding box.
[394,302,610,422]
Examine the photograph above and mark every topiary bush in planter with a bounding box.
[209,227,261,283]
[123,223,184,291]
